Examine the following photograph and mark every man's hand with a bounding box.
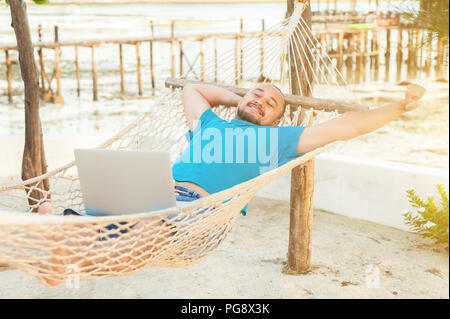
[403,84,426,112]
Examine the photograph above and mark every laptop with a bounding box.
[74,149,176,216]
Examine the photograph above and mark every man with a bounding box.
[171,82,425,215]
[37,81,425,287]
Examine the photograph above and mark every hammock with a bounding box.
[0,2,362,286]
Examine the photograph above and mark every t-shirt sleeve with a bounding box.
[277,126,306,165]
[185,109,220,141]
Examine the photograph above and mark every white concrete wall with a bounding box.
[0,135,108,177]
[257,153,449,231]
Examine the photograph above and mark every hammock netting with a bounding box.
[0,3,356,286]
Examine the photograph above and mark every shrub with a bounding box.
[403,184,449,247]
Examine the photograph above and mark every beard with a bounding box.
[236,106,262,125]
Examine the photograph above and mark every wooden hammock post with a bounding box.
[286,0,315,274]
[5,50,13,104]
[8,0,49,210]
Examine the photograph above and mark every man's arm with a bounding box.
[182,83,242,131]
[296,84,425,154]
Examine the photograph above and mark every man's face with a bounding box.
[236,84,285,126]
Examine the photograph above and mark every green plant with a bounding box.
[403,184,449,247]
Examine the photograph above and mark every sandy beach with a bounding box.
[0,0,447,299]
[0,195,448,299]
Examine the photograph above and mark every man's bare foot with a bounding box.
[35,202,178,287]
[37,202,53,215]
[37,202,70,288]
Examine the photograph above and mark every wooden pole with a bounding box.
[92,45,98,101]
[384,28,391,82]
[54,25,59,43]
[396,26,403,82]
[260,19,265,80]
[75,45,80,97]
[436,34,445,78]
[52,25,63,103]
[240,18,244,80]
[235,35,239,85]
[361,30,367,82]
[37,24,46,96]
[136,42,143,96]
[214,38,218,82]
[149,21,155,90]
[200,38,205,82]
[9,0,49,209]
[5,50,13,104]
[374,28,380,81]
[355,31,362,83]
[345,55,353,84]
[286,0,315,275]
[407,29,413,80]
[171,21,176,78]
[425,30,432,77]
[179,40,184,77]
[337,31,344,75]
[53,45,63,103]
[119,44,125,94]
[416,29,422,78]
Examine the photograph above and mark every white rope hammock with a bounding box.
[0,2,359,286]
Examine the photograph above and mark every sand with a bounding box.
[0,196,447,299]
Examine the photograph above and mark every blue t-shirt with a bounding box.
[172,109,306,215]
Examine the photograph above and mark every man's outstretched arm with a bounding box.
[296,84,426,154]
[182,83,242,131]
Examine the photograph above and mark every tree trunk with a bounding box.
[285,0,315,274]
[9,0,49,210]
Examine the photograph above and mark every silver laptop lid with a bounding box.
[74,149,176,216]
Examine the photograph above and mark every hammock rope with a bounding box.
[0,2,357,286]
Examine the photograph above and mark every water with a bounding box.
[0,1,420,43]
[1,1,447,170]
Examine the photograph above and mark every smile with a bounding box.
[248,104,262,116]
